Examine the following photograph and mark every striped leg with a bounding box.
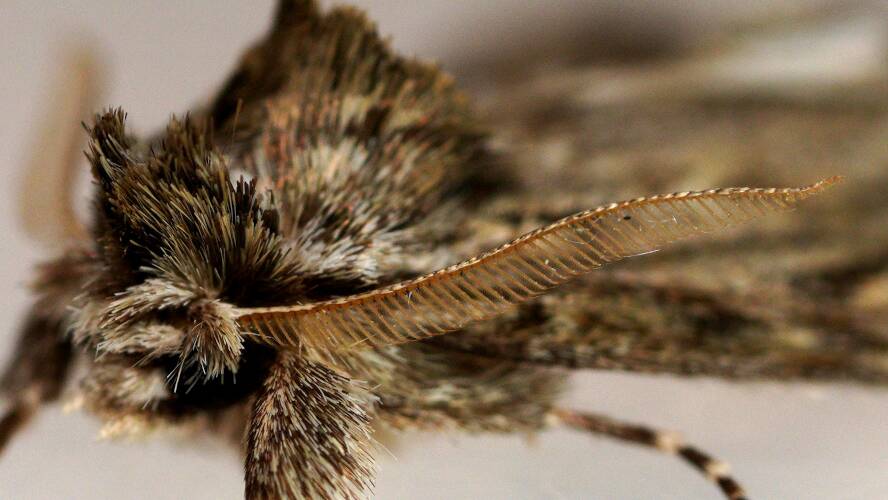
[0,314,73,458]
[553,408,747,500]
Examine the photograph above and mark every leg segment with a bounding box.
[0,388,40,455]
[0,315,73,456]
[245,352,375,499]
[553,408,747,500]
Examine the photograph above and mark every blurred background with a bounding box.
[1,1,887,498]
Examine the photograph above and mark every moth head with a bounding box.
[80,109,296,381]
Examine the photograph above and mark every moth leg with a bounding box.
[0,388,40,455]
[553,408,747,500]
[20,44,103,244]
[245,352,375,500]
[0,251,91,455]
[0,314,73,456]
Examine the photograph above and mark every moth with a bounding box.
[2,1,887,499]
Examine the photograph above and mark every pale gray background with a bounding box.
[1,1,886,499]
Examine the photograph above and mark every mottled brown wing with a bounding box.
[442,13,888,384]
[235,179,837,362]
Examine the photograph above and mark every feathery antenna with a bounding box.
[236,177,841,363]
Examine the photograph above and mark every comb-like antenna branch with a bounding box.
[236,178,841,364]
